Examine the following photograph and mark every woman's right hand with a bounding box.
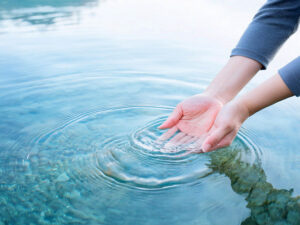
[158,93,224,142]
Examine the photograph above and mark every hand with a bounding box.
[158,56,261,150]
[158,94,223,144]
[201,99,250,152]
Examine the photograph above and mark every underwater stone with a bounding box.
[253,212,270,225]
[273,221,292,225]
[268,202,286,221]
[65,190,81,199]
[232,175,254,193]
[287,210,300,225]
[56,172,70,182]
[247,188,269,207]
[250,206,265,217]
[241,217,258,225]
[66,208,93,221]
[268,189,291,205]
[108,207,122,215]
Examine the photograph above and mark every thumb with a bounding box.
[201,127,229,152]
[159,105,183,129]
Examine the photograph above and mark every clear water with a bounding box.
[1,1,300,224]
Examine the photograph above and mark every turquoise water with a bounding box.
[1,0,300,224]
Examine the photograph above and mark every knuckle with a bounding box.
[174,103,183,114]
[224,140,233,146]
[223,142,230,147]
[222,123,233,131]
[176,102,182,109]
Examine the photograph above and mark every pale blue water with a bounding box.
[1,1,300,224]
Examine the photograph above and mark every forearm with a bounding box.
[206,0,300,105]
[238,73,293,116]
[205,56,262,104]
[201,73,293,152]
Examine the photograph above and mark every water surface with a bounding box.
[1,0,300,224]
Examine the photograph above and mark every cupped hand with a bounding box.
[158,94,223,145]
[201,99,250,152]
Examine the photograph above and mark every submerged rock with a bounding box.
[65,190,81,199]
[209,147,300,225]
[56,172,70,182]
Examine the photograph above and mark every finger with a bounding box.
[184,136,201,149]
[176,135,195,145]
[186,135,206,153]
[175,136,198,151]
[175,136,204,157]
[168,132,187,145]
[158,106,182,129]
[157,126,178,141]
[164,132,188,149]
[210,130,237,151]
[201,127,231,152]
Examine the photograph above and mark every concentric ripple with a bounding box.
[93,136,211,189]
[27,106,261,191]
[131,118,197,156]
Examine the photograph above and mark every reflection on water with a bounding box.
[1,0,300,224]
[210,144,300,224]
[0,0,98,26]
[0,0,97,9]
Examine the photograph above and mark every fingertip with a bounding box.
[158,125,165,129]
[158,122,170,129]
[159,107,182,129]
[158,118,177,130]
[202,143,211,152]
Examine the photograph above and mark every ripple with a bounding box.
[131,118,193,156]
[24,106,262,192]
[92,136,212,189]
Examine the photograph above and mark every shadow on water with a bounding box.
[210,148,300,225]
[0,0,99,26]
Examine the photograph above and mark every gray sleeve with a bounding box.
[278,56,300,97]
[230,0,300,69]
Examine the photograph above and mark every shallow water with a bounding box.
[1,0,300,224]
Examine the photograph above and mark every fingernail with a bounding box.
[202,143,211,152]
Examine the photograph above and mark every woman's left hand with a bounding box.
[201,99,250,152]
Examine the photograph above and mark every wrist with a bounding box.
[203,89,229,105]
[204,56,261,105]
[232,98,250,123]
